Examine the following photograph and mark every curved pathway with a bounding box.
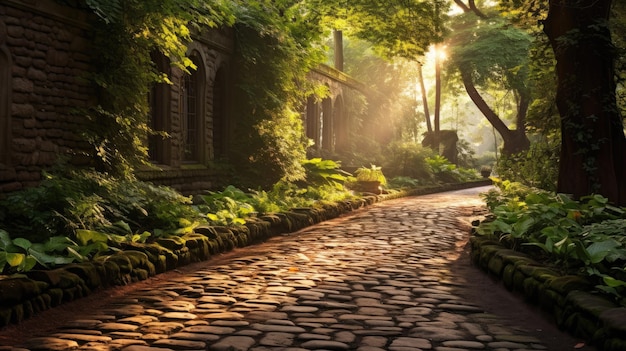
[0,187,594,350]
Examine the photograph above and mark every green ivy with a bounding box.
[68,0,235,175]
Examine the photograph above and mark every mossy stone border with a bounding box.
[470,234,626,351]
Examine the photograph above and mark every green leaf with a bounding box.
[44,236,76,252]
[66,246,87,261]
[12,238,32,251]
[586,239,621,264]
[232,218,246,225]
[603,276,626,288]
[0,230,11,248]
[5,252,26,267]
[28,249,59,268]
[106,221,132,235]
[76,229,109,246]
[20,256,37,272]
[511,217,534,236]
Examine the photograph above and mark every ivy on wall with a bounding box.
[55,0,332,186]
[70,0,234,176]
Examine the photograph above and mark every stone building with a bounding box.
[0,0,366,195]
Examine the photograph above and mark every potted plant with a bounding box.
[354,165,387,194]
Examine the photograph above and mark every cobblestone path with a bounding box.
[0,187,593,351]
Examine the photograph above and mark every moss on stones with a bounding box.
[0,278,46,305]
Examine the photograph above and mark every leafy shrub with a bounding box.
[0,170,199,244]
[496,138,559,191]
[0,229,107,274]
[301,158,351,189]
[354,165,387,185]
[382,142,435,181]
[195,185,255,226]
[426,155,479,183]
[387,176,422,189]
[477,179,626,300]
[250,180,354,213]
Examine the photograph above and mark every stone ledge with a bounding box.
[0,180,490,327]
[469,235,626,351]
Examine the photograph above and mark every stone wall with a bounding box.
[0,1,363,196]
[305,67,370,154]
[0,1,236,196]
[136,28,235,195]
[0,0,95,193]
[470,234,626,351]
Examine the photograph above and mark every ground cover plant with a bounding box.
[476,179,626,303]
[0,155,482,275]
[0,159,353,275]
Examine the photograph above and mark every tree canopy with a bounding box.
[447,12,532,155]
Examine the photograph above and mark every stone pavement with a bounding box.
[0,187,594,351]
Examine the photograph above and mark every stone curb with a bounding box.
[469,234,626,351]
[0,180,492,328]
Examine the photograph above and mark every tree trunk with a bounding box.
[417,64,432,133]
[460,70,530,155]
[434,45,442,134]
[543,0,626,204]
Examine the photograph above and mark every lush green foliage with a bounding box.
[196,186,256,226]
[354,165,387,185]
[68,0,332,184]
[496,137,560,191]
[381,142,435,181]
[301,158,351,190]
[0,159,357,273]
[386,176,422,189]
[314,0,449,60]
[426,155,479,183]
[0,169,199,273]
[75,0,234,176]
[0,170,199,243]
[228,0,328,186]
[449,14,531,93]
[477,179,626,300]
[0,230,80,274]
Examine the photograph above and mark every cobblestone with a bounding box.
[0,187,594,350]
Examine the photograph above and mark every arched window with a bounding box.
[0,43,11,166]
[181,53,205,163]
[212,66,227,159]
[148,52,171,164]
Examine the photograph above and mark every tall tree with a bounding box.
[448,13,532,155]
[417,64,433,133]
[543,0,626,204]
